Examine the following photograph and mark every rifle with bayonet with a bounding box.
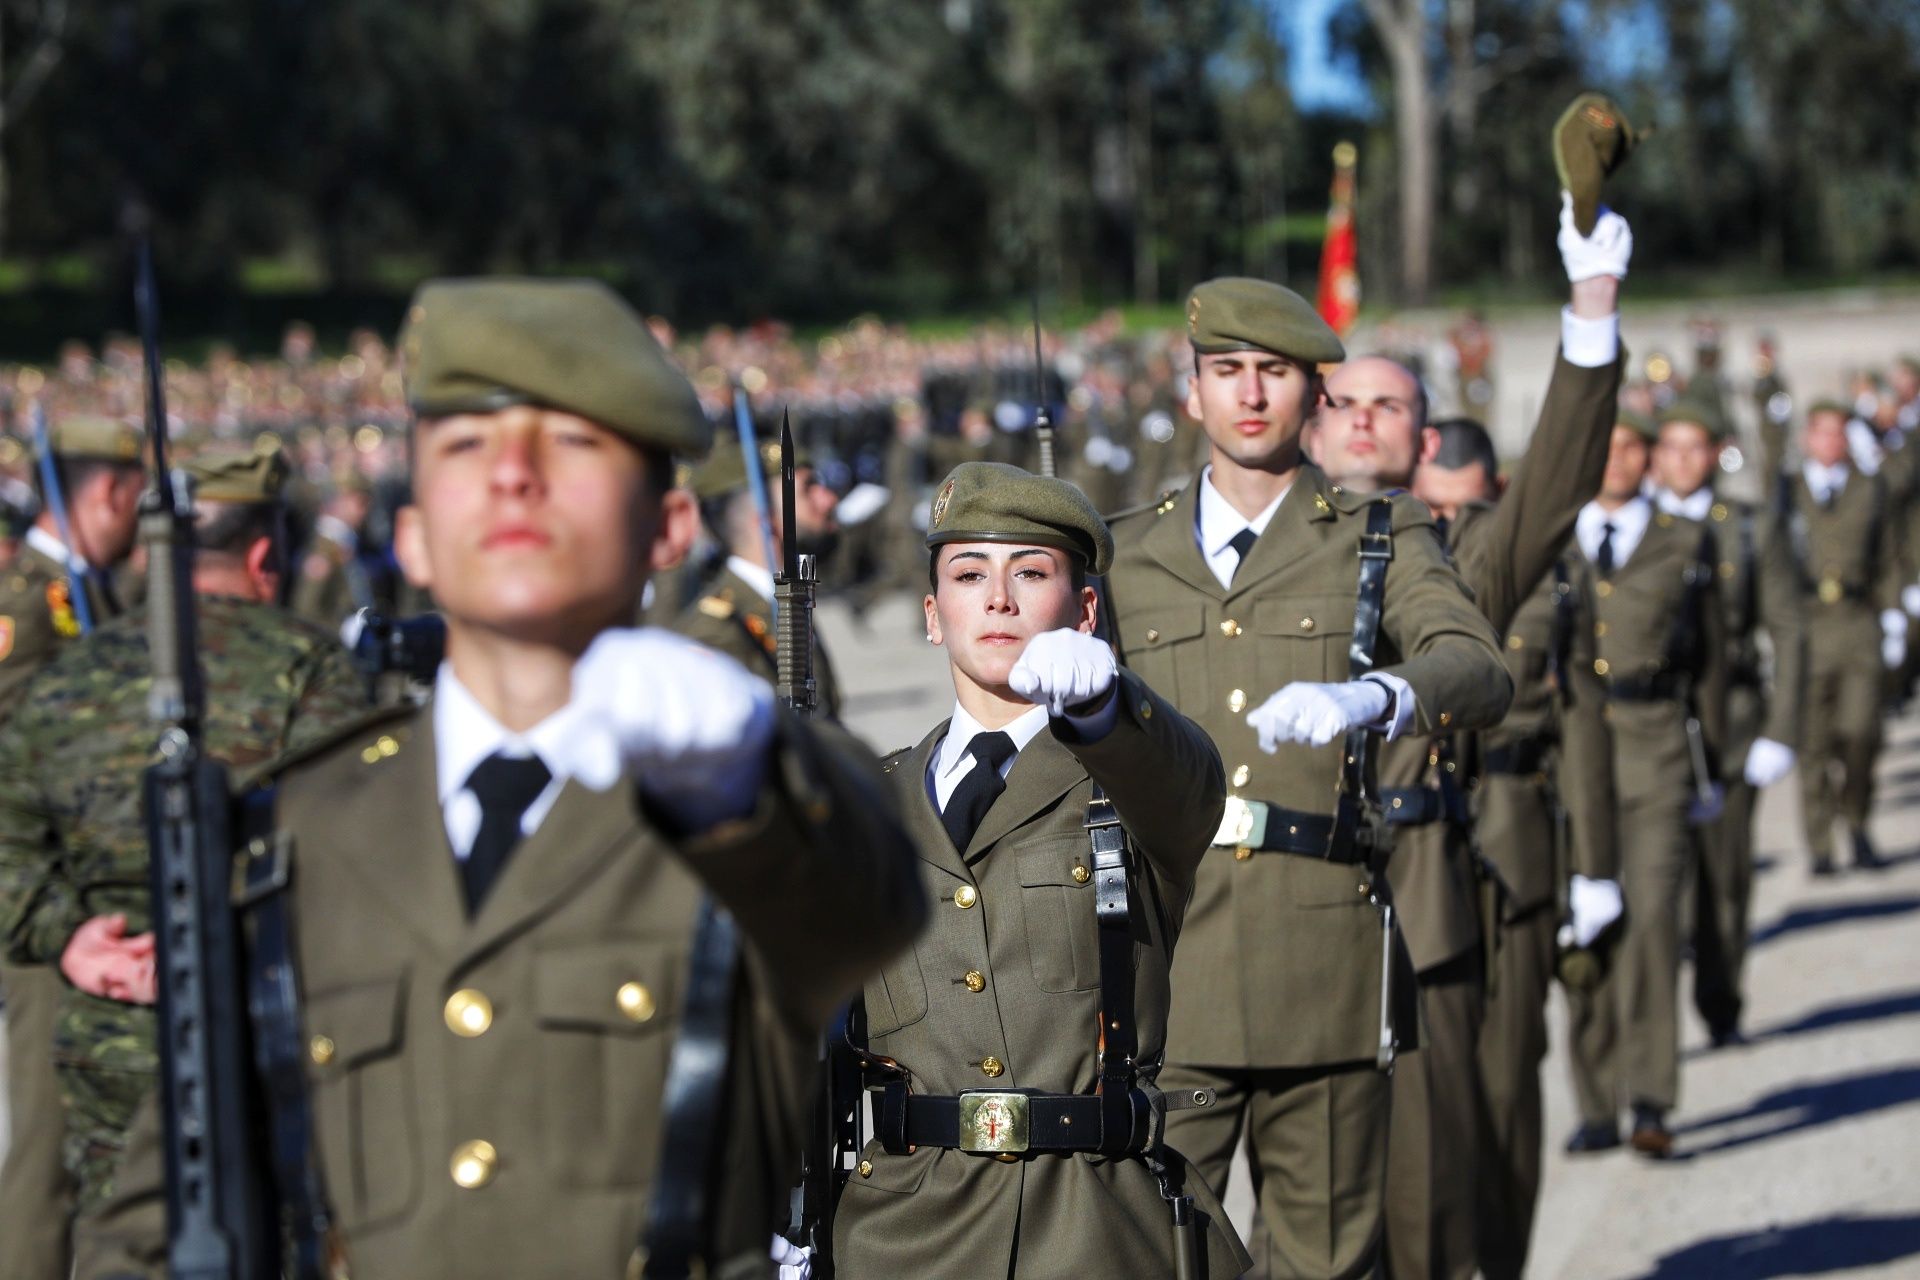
[1031,290,1056,480]
[135,219,279,1280]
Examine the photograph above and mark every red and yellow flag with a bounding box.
[1316,141,1360,337]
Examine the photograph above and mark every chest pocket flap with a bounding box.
[534,940,679,1036]
[1017,840,1101,992]
[306,972,407,1074]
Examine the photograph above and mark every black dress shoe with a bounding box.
[1630,1105,1673,1159]
[1565,1121,1621,1154]
[1811,856,1839,878]
[1708,1023,1747,1050]
[1853,832,1885,870]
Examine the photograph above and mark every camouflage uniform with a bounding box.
[0,596,369,1209]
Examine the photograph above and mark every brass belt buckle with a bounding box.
[957,1091,1029,1156]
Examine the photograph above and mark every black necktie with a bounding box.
[940,731,1017,853]
[1596,522,1616,577]
[1226,527,1258,582]
[462,753,552,913]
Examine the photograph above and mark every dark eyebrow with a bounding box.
[1008,548,1055,562]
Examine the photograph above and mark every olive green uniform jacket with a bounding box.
[1104,465,1512,1069]
[1380,349,1622,971]
[0,540,114,718]
[78,702,927,1280]
[835,672,1249,1278]
[670,563,844,719]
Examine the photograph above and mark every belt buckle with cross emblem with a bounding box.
[957,1091,1030,1157]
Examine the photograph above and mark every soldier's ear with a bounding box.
[1419,426,1443,466]
[393,504,432,590]
[648,487,698,574]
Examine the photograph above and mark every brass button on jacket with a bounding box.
[308,1034,336,1066]
[617,981,656,1023]
[963,970,986,993]
[953,885,979,909]
[979,1056,1005,1078]
[444,989,494,1038]
[450,1139,499,1189]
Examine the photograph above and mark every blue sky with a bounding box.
[1270,0,1375,114]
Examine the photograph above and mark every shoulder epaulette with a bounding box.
[695,591,735,620]
[1104,488,1181,524]
[235,702,420,793]
[880,746,913,775]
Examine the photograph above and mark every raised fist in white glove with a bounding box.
[1558,192,1633,283]
[1567,874,1624,949]
[1882,609,1908,670]
[1743,737,1796,789]
[1247,680,1390,750]
[566,627,776,830]
[771,1234,813,1280]
[1009,627,1117,716]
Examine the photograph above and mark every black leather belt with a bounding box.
[1379,785,1470,827]
[1483,735,1552,777]
[1607,672,1681,702]
[877,1081,1149,1157]
[1213,795,1374,864]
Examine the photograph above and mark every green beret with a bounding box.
[1898,354,1920,376]
[185,446,290,505]
[1655,398,1729,441]
[688,436,814,500]
[1615,409,1657,441]
[45,416,143,465]
[926,461,1113,576]
[401,278,711,457]
[1553,92,1647,237]
[1186,277,1345,365]
[1806,399,1853,421]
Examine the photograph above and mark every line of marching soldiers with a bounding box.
[1,93,1913,1280]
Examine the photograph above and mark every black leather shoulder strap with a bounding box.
[1343,497,1396,799]
[640,897,741,1279]
[1086,785,1148,1154]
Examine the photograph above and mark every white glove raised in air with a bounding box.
[1558,193,1633,283]
[770,1234,813,1280]
[1743,737,1796,789]
[1882,609,1909,670]
[565,627,776,831]
[1567,874,1624,949]
[1009,627,1118,716]
[1247,680,1390,750]
[1904,582,1920,619]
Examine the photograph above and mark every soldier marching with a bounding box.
[1,89,1919,1280]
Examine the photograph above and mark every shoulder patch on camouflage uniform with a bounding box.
[235,702,419,793]
[0,616,11,662]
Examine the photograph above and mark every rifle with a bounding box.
[778,409,851,1272]
[734,387,780,583]
[135,221,278,1280]
[28,400,97,634]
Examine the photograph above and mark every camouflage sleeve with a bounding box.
[283,632,375,753]
[0,695,86,966]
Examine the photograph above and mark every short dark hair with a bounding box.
[927,546,1089,596]
[194,500,285,570]
[1429,416,1499,478]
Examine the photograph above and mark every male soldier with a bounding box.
[290,468,375,630]
[834,461,1249,1277]
[0,448,369,1234]
[0,414,144,1280]
[1789,401,1908,873]
[1412,419,1619,1280]
[1309,192,1629,1279]
[1648,399,1806,1046]
[672,436,844,716]
[1101,277,1512,1278]
[76,279,926,1280]
[1563,411,1728,1158]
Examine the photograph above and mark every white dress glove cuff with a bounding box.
[1560,307,1621,370]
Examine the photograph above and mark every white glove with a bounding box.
[1558,192,1633,283]
[1743,737,1796,789]
[771,1234,813,1280]
[1688,782,1726,826]
[1904,583,1920,618]
[1008,627,1118,716]
[1247,680,1390,750]
[1881,609,1908,669]
[1567,874,1624,949]
[566,627,776,830]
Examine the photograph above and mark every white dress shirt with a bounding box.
[928,703,1051,812]
[1651,485,1714,522]
[726,554,776,603]
[1576,496,1652,570]
[1195,466,1290,590]
[435,666,582,859]
[1803,461,1850,506]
